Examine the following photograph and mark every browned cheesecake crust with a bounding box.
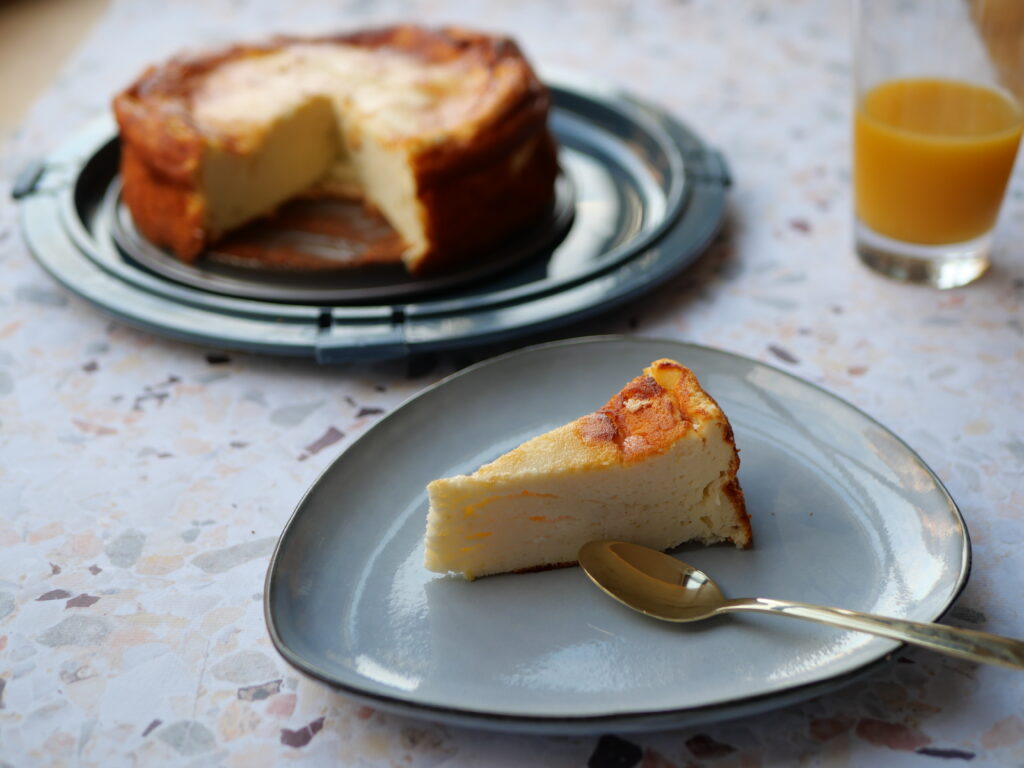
[113,25,559,273]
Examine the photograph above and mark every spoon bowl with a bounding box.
[578,540,1024,670]
[578,540,726,622]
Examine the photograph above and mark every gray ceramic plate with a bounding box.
[264,336,969,734]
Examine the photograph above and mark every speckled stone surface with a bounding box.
[2,0,1023,765]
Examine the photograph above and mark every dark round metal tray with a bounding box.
[15,70,730,362]
[108,173,578,304]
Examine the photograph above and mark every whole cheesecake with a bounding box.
[113,26,559,275]
[424,359,752,580]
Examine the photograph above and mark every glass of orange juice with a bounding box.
[853,0,1024,288]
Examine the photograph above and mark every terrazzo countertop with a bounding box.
[2,0,1023,765]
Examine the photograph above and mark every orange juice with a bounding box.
[854,77,1023,244]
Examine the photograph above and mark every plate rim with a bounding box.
[262,334,972,733]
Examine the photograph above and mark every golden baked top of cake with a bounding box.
[469,358,740,482]
[576,358,730,463]
[113,26,551,184]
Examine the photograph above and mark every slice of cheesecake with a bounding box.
[424,358,751,580]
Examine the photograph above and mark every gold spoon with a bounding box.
[578,540,1024,670]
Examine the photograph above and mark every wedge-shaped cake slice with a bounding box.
[424,358,751,579]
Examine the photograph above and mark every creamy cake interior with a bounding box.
[189,44,496,268]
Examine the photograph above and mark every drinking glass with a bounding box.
[853,0,1024,288]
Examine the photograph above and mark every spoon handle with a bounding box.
[720,597,1024,670]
